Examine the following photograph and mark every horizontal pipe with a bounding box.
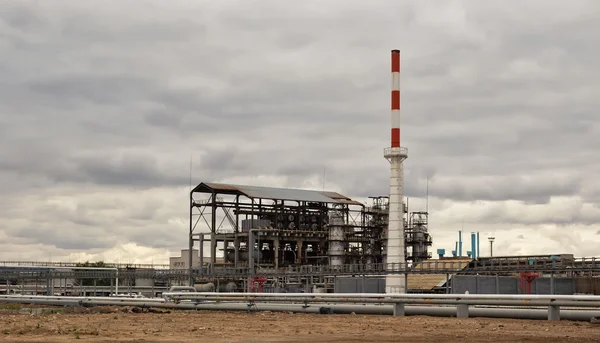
[162,292,600,301]
[3,297,600,322]
[6,295,600,309]
[8,293,600,303]
[0,295,164,303]
[164,297,600,308]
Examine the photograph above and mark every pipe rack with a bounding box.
[161,292,600,321]
[2,294,600,322]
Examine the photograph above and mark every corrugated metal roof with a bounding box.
[407,274,448,290]
[321,191,349,200]
[336,198,364,206]
[408,258,472,290]
[237,184,336,203]
[203,183,240,191]
[195,182,361,204]
[413,258,472,271]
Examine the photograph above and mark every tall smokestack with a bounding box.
[385,49,408,294]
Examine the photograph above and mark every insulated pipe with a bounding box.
[168,286,197,292]
[2,297,600,322]
[163,297,600,307]
[13,293,600,302]
[159,292,600,301]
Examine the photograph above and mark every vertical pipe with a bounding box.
[477,232,480,259]
[471,233,476,260]
[199,234,204,274]
[188,190,194,286]
[211,195,217,264]
[458,231,463,257]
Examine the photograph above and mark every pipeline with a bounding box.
[162,292,600,301]
[2,295,600,321]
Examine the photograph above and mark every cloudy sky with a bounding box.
[1,0,599,265]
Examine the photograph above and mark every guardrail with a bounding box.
[161,292,600,321]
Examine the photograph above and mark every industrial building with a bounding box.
[187,182,434,291]
[2,49,599,297]
[188,183,432,269]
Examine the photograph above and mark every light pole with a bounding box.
[488,236,495,257]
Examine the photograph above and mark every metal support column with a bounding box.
[457,304,469,318]
[274,238,280,269]
[297,240,303,265]
[188,190,194,286]
[393,303,405,316]
[199,234,204,273]
[234,238,240,268]
[548,305,560,321]
[445,274,449,294]
[495,274,500,294]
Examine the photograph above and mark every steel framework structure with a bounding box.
[188,182,387,285]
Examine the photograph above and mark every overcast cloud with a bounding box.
[1,0,600,264]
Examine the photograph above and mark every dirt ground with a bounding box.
[1,304,599,342]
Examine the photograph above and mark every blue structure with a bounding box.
[458,231,463,257]
[471,232,477,259]
[446,230,481,259]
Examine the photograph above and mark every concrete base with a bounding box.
[393,303,405,316]
[548,305,560,321]
[457,304,469,318]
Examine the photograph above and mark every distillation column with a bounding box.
[384,49,408,294]
[328,210,345,269]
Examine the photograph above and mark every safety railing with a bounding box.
[383,147,408,158]
[2,259,600,280]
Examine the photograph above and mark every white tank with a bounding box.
[194,283,216,292]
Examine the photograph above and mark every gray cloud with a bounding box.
[1,0,600,262]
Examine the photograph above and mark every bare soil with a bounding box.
[0,304,599,342]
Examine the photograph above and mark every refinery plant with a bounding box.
[1,50,600,298]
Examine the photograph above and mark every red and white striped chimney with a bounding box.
[391,49,401,148]
[385,49,407,294]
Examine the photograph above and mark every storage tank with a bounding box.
[226,250,263,262]
[219,282,237,292]
[193,283,215,292]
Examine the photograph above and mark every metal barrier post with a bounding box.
[456,304,469,318]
